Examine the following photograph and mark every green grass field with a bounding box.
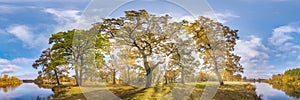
[52,81,260,100]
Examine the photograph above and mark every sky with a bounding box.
[0,0,300,79]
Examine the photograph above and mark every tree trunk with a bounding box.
[78,56,84,86]
[164,75,168,84]
[54,69,61,85]
[143,55,152,88]
[79,69,83,86]
[143,54,164,88]
[145,69,152,88]
[212,56,224,85]
[113,69,116,84]
[181,66,185,84]
[75,66,79,86]
[173,78,175,83]
[155,72,162,85]
[216,71,224,85]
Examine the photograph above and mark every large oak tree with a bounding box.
[187,16,242,85]
[100,10,179,88]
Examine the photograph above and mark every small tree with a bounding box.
[3,74,9,81]
[32,48,67,85]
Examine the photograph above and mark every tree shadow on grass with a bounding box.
[52,85,146,100]
[114,88,147,99]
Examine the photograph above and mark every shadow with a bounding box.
[115,88,147,99]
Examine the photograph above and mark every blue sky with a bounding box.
[0,0,299,79]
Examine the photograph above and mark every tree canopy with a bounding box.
[33,10,243,88]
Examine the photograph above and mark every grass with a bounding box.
[51,81,260,100]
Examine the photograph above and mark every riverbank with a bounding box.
[51,81,260,100]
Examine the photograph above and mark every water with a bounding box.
[252,82,299,100]
[0,83,53,100]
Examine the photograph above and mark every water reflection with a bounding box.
[0,82,22,93]
[252,82,299,100]
[270,83,300,98]
[0,86,17,93]
[0,83,53,100]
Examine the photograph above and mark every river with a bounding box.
[0,83,53,100]
[252,82,300,100]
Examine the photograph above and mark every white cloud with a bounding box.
[15,73,38,80]
[263,65,276,70]
[0,57,41,80]
[44,8,111,31]
[245,71,280,79]
[268,22,300,60]
[0,58,10,64]
[201,11,240,23]
[235,35,269,68]
[0,65,21,74]
[241,22,300,79]
[0,5,20,14]
[0,5,41,14]
[215,12,240,23]
[0,57,36,77]
[268,26,299,45]
[168,11,240,24]
[12,58,35,64]
[278,42,300,51]
[269,22,300,46]
[44,8,82,32]
[6,25,48,48]
[179,15,196,22]
[0,58,22,74]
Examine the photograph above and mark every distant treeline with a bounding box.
[0,74,23,87]
[267,68,300,86]
[265,68,300,98]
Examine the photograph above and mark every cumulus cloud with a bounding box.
[268,25,300,45]
[238,22,300,79]
[6,25,48,48]
[235,35,269,68]
[0,58,10,64]
[0,65,21,74]
[268,22,300,60]
[44,8,83,32]
[0,58,22,74]
[0,57,39,79]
